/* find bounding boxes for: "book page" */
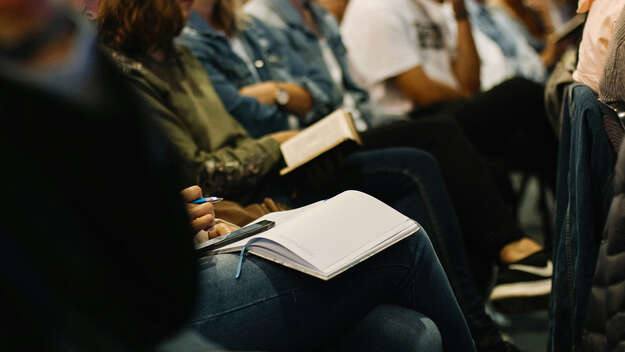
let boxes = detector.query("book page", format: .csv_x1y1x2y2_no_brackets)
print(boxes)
280,110,356,169
251,191,416,273
212,191,420,280
213,201,325,252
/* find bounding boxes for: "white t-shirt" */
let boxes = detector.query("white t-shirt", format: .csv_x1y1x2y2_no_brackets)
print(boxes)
318,38,368,131
341,0,459,115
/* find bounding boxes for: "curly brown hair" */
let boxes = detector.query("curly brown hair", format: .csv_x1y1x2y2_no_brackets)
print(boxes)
97,0,184,57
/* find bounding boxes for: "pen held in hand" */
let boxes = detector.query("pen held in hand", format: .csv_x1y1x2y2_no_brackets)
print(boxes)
191,197,223,205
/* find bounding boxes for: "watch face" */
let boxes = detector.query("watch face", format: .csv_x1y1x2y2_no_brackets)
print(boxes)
277,88,290,106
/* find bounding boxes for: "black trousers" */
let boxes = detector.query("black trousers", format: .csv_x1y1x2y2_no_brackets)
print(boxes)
432,77,558,187
361,77,558,287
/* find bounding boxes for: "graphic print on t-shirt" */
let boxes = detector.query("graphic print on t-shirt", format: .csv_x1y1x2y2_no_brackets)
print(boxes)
416,22,444,50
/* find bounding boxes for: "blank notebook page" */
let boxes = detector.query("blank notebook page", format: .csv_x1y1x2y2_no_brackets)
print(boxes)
258,191,412,273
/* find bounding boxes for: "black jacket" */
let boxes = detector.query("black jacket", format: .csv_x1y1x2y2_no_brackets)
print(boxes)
0,48,198,351
584,138,625,351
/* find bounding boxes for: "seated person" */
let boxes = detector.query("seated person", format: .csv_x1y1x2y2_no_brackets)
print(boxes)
179,3,343,138
572,0,625,93
583,13,625,346
549,3,625,351
2,1,471,351
463,0,565,83
336,0,557,193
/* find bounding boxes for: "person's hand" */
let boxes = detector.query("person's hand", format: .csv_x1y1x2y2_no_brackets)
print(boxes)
269,130,300,143
239,82,279,105
194,222,240,243
180,185,216,233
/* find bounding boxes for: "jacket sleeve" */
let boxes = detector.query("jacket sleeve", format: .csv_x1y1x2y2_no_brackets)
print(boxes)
267,23,344,126
181,38,291,138
128,76,283,197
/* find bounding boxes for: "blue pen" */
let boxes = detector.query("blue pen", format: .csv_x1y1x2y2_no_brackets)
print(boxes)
191,196,223,205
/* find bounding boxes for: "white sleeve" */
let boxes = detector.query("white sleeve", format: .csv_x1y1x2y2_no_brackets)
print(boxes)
341,1,422,86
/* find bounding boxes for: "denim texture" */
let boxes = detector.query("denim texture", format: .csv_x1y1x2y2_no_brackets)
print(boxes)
245,0,376,127
466,1,546,83
550,84,616,351
331,305,443,352
177,12,341,137
189,148,479,351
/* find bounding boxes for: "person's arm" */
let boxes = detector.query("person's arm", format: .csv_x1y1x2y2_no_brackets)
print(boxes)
239,81,312,116
177,37,293,137
267,22,344,124
393,66,469,106
449,0,481,95
499,0,547,39
341,2,467,107
129,77,285,197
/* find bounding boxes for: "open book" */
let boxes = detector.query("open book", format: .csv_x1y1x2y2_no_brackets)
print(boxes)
280,109,362,175
208,191,420,280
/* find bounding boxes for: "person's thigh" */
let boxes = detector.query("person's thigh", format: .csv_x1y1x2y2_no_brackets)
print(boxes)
189,232,418,351
189,229,474,352
444,77,558,178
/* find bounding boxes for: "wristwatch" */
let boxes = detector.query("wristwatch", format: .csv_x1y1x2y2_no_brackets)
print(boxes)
276,86,290,106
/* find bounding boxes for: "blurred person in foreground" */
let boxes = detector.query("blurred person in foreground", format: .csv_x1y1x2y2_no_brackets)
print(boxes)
0,0,202,350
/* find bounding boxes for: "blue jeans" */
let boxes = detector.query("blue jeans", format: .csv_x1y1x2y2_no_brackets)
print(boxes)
550,84,616,351
331,305,443,352
190,148,476,351
339,148,498,342
190,229,468,352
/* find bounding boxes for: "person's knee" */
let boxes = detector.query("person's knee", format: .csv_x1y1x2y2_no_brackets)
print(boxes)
354,305,443,352
392,147,440,171
415,314,443,352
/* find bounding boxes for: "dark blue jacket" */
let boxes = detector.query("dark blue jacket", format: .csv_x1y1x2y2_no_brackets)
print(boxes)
177,11,341,138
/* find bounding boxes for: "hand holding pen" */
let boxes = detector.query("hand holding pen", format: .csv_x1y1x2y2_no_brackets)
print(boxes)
180,186,233,243
180,186,221,232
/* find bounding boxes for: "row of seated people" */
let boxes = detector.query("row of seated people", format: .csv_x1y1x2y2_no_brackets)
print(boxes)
3,0,621,351
102,0,559,350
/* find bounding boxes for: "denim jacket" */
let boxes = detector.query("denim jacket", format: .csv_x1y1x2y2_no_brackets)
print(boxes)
177,11,340,138
245,0,375,128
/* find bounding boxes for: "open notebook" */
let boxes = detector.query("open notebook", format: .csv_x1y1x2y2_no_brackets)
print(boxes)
208,191,420,280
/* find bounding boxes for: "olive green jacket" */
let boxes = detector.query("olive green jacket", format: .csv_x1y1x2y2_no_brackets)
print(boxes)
108,46,282,199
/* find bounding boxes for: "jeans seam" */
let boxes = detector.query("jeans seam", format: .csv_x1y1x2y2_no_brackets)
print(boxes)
189,288,305,324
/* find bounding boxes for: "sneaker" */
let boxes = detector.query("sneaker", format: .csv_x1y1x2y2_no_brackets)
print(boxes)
490,250,552,312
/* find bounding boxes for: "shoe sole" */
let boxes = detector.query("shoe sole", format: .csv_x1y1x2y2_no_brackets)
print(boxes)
489,278,551,300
